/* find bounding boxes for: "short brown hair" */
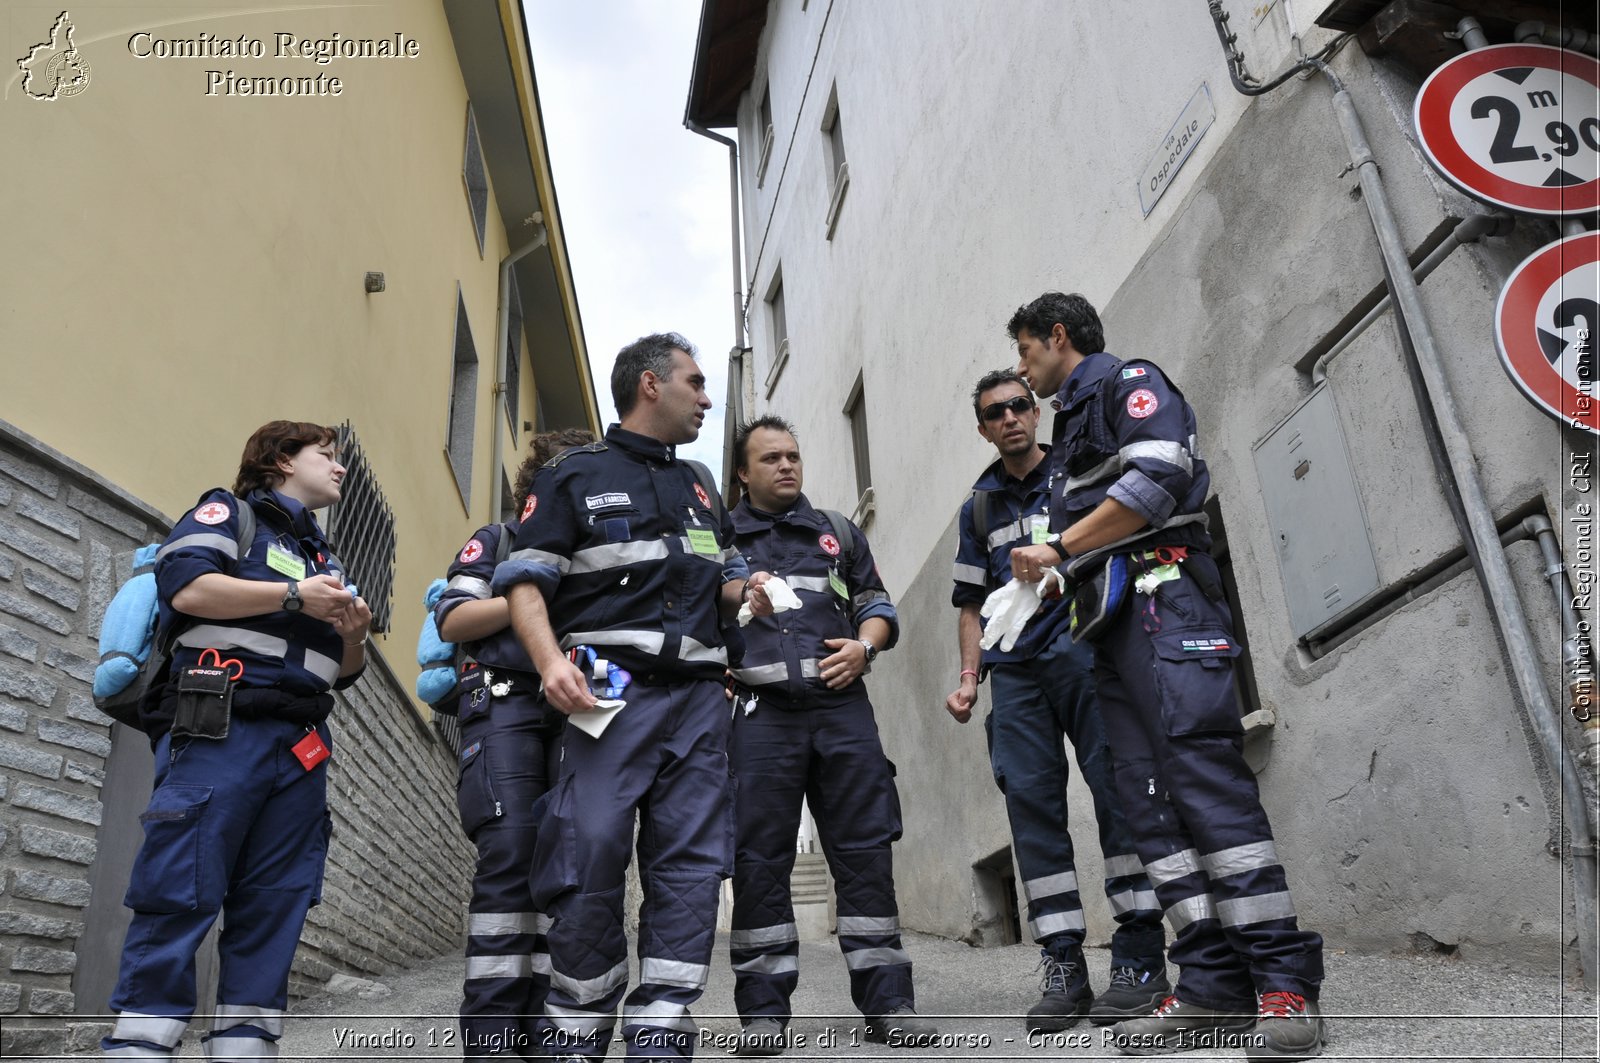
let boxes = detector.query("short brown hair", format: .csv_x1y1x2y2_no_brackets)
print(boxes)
233,421,337,496
513,427,596,509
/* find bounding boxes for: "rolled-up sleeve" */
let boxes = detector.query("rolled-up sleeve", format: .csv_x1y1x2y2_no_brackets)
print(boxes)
492,471,572,599
1105,366,1196,528
846,523,900,651
155,490,243,601
434,527,500,628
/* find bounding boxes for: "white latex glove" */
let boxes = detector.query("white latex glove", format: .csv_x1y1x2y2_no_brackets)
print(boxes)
738,575,803,627
979,569,1065,652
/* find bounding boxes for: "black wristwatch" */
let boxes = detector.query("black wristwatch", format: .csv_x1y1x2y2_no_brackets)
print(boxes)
1045,533,1070,561
859,638,878,664
282,582,304,613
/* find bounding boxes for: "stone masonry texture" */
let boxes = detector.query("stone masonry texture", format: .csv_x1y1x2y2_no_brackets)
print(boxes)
0,422,473,1058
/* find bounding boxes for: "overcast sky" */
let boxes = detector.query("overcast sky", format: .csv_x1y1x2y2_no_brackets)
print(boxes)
524,0,737,481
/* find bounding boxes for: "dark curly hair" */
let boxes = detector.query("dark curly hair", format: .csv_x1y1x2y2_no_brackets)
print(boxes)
1005,292,1105,357
233,421,337,496
971,369,1032,422
732,414,799,471
612,332,696,416
512,427,596,509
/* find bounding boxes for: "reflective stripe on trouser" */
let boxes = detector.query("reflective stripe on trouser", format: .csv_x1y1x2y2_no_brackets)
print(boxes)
986,630,1166,967
1090,552,1323,1007
532,680,732,1060
102,718,331,1059
457,690,561,1059
728,689,914,1022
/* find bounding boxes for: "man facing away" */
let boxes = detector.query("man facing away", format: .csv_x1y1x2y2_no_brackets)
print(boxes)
1005,292,1325,1061
725,416,938,1055
494,333,772,1061
946,370,1169,1032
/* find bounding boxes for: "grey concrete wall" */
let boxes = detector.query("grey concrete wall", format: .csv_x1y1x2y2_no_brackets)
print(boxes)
0,422,473,1058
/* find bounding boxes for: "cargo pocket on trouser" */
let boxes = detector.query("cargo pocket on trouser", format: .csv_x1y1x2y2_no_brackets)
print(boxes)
529,774,580,909
124,783,218,913
1149,631,1244,738
309,809,333,906
457,739,502,839
885,759,903,843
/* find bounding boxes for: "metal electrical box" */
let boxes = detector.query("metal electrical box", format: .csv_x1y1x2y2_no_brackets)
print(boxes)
1252,384,1380,639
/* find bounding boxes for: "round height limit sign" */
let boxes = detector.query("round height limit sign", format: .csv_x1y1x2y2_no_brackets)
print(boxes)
1496,232,1600,432
1415,44,1600,215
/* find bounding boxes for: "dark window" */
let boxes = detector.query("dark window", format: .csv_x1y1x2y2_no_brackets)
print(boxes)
463,104,488,256
757,86,775,185
446,288,478,506
326,423,397,634
505,269,523,442
845,374,872,499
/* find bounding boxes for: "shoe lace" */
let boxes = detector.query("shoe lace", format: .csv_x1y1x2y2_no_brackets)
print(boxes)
1258,991,1306,1018
1153,995,1181,1016
1107,965,1140,989
1034,951,1079,994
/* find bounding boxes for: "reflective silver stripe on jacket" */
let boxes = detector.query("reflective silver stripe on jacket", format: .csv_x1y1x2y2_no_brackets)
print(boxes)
987,519,1026,551
1121,440,1192,474
1216,891,1296,927
203,1035,278,1060
732,952,799,975
302,648,340,686
465,954,532,980
837,915,900,936
730,922,798,949
1144,848,1201,887
785,575,832,594
1028,910,1086,939
622,999,696,1033
1201,840,1280,880
560,629,666,655
1063,455,1121,494
842,946,911,970
212,1004,285,1037
469,911,539,936
952,562,987,586
552,959,629,1005
447,574,493,600
508,548,571,573
158,533,239,561
679,635,728,666
1164,893,1218,932
570,540,668,575
640,957,709,989
1103,853,1146,879
113,1013,187,1048
1023,871,1078,902
545,1004,616,1035
177,625,287,659
1107,888,1160,916
731,659,820,686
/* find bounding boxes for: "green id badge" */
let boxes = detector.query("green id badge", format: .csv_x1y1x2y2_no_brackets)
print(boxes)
828,569,848,598
265,544,307,580
1030,517,1050,545
686,528,720,555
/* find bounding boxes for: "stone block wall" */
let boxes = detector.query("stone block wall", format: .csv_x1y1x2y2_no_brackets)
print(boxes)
0,421,473,1057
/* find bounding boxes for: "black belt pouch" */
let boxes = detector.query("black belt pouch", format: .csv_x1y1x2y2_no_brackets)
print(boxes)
170,666,234,740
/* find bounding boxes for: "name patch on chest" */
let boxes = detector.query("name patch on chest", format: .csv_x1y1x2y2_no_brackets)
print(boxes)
586,492,631,510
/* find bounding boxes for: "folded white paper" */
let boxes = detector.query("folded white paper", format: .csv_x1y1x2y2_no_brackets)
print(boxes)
566,698,627,738
737,576,803,626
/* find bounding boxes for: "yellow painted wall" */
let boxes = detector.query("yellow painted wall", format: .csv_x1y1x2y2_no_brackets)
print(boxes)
0,0,592,707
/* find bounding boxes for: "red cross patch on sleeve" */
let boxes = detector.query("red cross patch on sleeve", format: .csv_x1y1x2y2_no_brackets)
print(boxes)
1126,389,1159,419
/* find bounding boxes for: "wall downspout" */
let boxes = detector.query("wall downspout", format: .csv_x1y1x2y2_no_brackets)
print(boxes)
1208,1,1599,988
686,118,749,503
491,218,549,520
1524,514,1600,782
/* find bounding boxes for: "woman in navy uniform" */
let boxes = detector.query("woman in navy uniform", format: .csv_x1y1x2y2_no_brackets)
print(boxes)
437,428,593,1060
102,421,370,1062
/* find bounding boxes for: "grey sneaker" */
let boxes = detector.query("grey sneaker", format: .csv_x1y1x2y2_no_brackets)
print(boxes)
1090,964,1172,1024
1110,994,1256,1056
862,1007,939,1046
1245,991,1324,1061
732,1017,786,1057
1026,948,1093,1032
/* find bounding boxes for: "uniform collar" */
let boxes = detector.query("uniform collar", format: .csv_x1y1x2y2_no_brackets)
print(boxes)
1051,351,1118,411
605,424,676,464
975,444,1052,493
732,492,826,533
247,488,321,541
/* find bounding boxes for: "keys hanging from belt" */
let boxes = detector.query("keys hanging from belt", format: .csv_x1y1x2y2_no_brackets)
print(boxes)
482,667,513,698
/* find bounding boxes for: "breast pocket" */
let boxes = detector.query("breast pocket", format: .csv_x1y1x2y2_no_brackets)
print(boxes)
1064,395,1116,477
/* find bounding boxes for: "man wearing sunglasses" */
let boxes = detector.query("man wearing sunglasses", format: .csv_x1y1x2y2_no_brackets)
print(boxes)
948,371,1168,1034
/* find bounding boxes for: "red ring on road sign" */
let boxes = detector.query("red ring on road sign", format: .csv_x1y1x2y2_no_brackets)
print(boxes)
1494,231,1600,434
1415,44,1600,216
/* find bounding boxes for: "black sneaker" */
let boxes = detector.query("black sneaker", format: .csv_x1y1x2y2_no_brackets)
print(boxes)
1025,947,1094,1032
1245,991,1324,1061
1110,994,1256,1056
862,1007,939,1046
1090,964,1172,1024
732,1018,786,1057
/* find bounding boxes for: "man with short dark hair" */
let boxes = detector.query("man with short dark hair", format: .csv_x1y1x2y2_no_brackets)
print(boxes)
1005,293,1325,1061
724,416,937,1056
495,333,773,1061
947,369,1168,1033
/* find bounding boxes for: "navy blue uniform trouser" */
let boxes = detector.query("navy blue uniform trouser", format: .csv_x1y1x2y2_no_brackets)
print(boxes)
101,716,332,1061
728,688,913,1025
531,680,732,1061
456,688,563,1060
986,631,1165,968
1092,552,1323,1008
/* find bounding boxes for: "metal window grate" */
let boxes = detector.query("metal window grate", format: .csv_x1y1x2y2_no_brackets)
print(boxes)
326,423,397,633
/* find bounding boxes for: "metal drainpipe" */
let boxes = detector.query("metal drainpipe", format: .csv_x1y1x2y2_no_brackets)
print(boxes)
1524,514,1600,779
1209,2,1599,987
1312,212,1514,383
490,220,549,519
1515,19,1600,57
686,118,749,501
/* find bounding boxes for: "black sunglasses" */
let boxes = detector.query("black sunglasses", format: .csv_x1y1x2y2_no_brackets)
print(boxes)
980,395,1036,422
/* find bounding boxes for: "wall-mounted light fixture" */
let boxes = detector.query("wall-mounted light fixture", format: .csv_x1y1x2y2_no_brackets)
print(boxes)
364,272,386,293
